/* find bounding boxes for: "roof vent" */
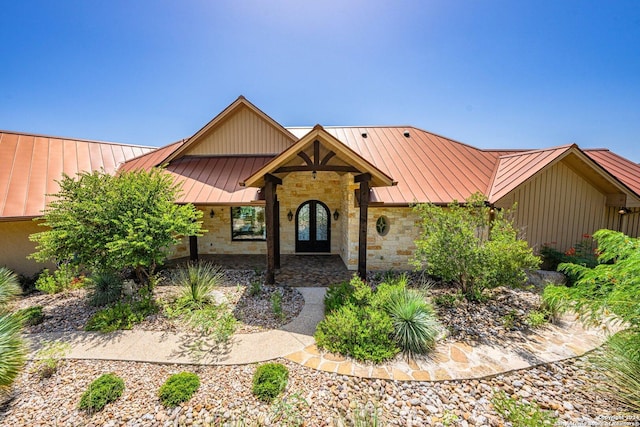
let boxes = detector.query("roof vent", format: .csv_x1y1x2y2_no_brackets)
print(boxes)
403,130,410,138
361,132,368,138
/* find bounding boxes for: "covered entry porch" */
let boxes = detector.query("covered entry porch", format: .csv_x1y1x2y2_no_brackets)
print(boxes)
241,125,395,284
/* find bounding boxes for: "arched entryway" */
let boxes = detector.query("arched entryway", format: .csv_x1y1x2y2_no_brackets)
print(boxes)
295,200,330,252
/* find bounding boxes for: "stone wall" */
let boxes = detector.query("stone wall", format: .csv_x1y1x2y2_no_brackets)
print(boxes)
169,172,421,271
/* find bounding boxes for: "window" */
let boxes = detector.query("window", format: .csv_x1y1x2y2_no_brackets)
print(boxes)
231,207,266,241
376,216,389,236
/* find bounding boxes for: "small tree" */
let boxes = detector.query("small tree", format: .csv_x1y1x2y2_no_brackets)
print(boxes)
412,193,539,299
30,168,204,287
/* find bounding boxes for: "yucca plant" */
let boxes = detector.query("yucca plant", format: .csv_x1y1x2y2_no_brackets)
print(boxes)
0,267,27,391
88,271,123,307
386,288,441,356
592,331,640,412
173,262,224,307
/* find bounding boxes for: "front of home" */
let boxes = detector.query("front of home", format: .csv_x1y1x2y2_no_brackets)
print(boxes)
2,96,640,280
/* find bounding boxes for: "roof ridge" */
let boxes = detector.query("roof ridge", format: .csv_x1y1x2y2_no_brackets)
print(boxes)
0,129,154,149
497,144,576,159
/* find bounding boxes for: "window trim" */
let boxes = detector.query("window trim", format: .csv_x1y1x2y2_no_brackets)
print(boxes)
230,206,267,241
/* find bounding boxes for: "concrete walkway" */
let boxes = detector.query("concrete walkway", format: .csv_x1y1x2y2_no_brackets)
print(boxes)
27,287,615,381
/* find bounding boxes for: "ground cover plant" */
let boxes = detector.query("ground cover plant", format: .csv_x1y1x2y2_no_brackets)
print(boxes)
0,267,27,391
252,363,289,402
14,305,44,326
85,293,158,333
491,390,557,426
315,274,440,362
78,373,125,413
543,229,640,411
158,372,200,407
412,192,540,300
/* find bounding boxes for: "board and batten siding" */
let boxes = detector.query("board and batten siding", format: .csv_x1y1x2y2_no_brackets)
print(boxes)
604,207,640,238
496,161,607,252
184,106,294,156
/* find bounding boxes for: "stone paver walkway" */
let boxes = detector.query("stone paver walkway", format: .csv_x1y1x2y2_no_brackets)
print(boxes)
28,287,616,382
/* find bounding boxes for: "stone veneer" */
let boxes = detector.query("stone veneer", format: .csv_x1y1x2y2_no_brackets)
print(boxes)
170,171,421,271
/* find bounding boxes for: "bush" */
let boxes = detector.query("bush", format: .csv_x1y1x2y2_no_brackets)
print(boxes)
491,390,556,426
386,288,440,356
85,296,158,333
432,292,461,308
271,289,284,320
158,372,200,407
0,268,26,390
17,270,41,295
412,193,539,300
324,280,356,314
35,265,86,294
315,304,398,363
78,373,125,413
14,305,44,326
88,271,123,307
182,305,237,343
252,363,289,402
525,309,549,328
173,262,224,308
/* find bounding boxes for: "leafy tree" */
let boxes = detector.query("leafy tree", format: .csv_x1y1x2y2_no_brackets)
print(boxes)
412,193,539,299
544,229,640,329
30,168,204,287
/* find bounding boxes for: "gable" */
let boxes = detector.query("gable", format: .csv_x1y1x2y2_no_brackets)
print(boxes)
183,104,295,156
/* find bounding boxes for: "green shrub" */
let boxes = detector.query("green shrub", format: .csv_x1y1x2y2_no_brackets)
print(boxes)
14,305,44,326
491,390,556,426
432,292,461,308
17,270,41,295
85,296,158,333
35,265,86,294
526,309,549,328
592,331,640,412
315,304,398,363
88,271,123,307
158,372,200,407
173,261,224,308
386,288,440,356
370,274,407,309
78,373,125,413
249,279,261,297
412,193,540,300
252,363,289,402
324,280,357,314
0,268,26,391
182,305,237,343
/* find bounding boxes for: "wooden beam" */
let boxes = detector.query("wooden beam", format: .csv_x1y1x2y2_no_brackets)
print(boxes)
297,151,313,166
320,151,336,165
265,177,277,285
358,177,370,280
264,173,282,185
354,173,372,183
313,140,320,166
189,236,198,262
274,165,360,174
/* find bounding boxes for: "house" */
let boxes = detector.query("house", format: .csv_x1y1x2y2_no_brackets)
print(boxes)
2,96,640,281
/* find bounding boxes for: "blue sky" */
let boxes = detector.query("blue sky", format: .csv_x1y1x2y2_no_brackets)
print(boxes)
1,1,639,161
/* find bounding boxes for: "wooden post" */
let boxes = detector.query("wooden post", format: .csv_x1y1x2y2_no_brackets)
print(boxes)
275,197,281,269
264,174,282,285
189,236,198,261
355,173,371,280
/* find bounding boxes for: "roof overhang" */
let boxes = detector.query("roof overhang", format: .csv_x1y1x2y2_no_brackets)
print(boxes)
240,125,395,188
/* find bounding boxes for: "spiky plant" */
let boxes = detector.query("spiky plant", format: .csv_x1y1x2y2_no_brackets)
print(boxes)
592,331,640,412
172,262,224,307
88,271,123,307
0,268,21,306
0,267,27,391
386,288,441,356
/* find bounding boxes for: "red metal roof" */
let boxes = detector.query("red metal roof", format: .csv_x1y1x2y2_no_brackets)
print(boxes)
585,149,640,196
0,131,154,219
164,156,271,205
487,145,574,203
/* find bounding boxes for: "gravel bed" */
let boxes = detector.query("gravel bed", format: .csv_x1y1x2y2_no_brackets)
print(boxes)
0,352,624,426
12,269,304,335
